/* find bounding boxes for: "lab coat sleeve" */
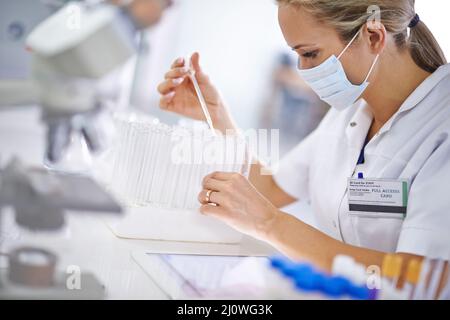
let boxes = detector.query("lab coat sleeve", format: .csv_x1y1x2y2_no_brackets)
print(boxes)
396,137,450,260
272,131,317,201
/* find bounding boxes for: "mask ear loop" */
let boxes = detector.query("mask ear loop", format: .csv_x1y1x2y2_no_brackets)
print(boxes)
337,28,363,60
337,26,380,84
363,54,380,83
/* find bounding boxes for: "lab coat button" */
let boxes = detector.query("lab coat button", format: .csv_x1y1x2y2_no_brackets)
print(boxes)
333,221,337,228
350,122,357,128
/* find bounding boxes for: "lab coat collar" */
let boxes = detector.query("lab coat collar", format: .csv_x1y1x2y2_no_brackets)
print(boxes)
345,101,373,177
345,100,373,149
344,63,450,172
378,63,450,135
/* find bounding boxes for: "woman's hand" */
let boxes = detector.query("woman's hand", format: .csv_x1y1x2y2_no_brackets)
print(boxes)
157,53,236,133
198,172,280,241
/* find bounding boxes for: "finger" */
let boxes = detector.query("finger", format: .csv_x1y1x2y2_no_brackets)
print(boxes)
159,92,175,110
190,52,202,73
199,204,228,219
207,171,240,182
202,177,227,191
190,52,209,83
157,78,184,95
171,57,185,69
198,189,227,205
164,66,190,80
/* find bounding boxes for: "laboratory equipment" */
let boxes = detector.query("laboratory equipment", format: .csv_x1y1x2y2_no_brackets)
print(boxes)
332,254,450,300
412,258,431,300
0,246,105,300
332,255,368,286
106,113,249,209
439,269,450,300
0,158,122,299
98,112,249,244
0,158,122,231
187,59,216,135
0,1,139,164
426,259,445,300
0,0,142,298
270,256,374,300
382,254,403,288
0,0,56,80
403,259,421,300
412,258,449,300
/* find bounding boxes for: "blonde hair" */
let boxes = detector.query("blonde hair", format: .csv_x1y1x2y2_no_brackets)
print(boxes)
277,0,447,73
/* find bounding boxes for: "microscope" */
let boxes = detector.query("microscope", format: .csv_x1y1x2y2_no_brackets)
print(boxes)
0,1,143,298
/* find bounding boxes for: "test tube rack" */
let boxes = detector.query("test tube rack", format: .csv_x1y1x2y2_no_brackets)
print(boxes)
98,113,249,244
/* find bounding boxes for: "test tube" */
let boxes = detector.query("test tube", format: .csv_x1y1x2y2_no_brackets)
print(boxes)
413,258,431,300
167,163,182,208
147,126,163,204
153,126,172,206
133,124,148,206
425,259,445,300
109,113,256,210
143,124,158,204
188,164,202,209
121,121,136,202
110,119,125,193
133,124,147,205
162,131,179,207
438,264,450,300
138,125,153,205
382,254,403,289
402,259,421,300
159,139,172,206
138,124,149,204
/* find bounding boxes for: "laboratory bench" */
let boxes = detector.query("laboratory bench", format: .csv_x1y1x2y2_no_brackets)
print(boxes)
0,107,276,299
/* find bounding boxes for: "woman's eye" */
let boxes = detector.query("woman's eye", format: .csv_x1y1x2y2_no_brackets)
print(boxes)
302,51,318,59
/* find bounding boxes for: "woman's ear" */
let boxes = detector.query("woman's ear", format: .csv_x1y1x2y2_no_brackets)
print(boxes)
363,22,387,55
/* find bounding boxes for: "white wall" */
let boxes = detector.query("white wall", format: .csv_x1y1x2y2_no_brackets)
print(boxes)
416,0,450,59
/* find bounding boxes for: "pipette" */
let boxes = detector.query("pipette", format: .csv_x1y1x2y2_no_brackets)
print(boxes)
187,58,217,136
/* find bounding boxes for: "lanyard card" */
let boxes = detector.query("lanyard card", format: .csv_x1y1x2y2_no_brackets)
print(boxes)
348,178,408,215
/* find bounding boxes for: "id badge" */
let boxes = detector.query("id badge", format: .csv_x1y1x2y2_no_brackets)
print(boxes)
347,177,409,216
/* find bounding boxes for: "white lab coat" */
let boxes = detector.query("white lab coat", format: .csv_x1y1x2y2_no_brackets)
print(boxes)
274,63,450,260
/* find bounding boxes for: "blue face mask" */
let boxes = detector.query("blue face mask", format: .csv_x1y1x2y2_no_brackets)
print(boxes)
297,29,380,111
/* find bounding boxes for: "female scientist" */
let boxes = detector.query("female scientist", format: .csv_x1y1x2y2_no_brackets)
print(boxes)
157,0,450,271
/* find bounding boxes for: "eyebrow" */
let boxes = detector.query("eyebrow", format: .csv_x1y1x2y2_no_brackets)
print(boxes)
291,43,316,50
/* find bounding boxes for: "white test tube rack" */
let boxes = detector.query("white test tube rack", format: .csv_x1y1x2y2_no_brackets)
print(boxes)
101,113,249,244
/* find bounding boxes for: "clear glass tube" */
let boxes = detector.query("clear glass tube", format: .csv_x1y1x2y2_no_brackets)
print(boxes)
107,113,250,210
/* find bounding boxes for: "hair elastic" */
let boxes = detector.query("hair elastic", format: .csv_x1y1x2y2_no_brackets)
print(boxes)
409,14,420,28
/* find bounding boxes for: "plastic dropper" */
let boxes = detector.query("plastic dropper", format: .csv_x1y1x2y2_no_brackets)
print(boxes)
186,57,217,136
